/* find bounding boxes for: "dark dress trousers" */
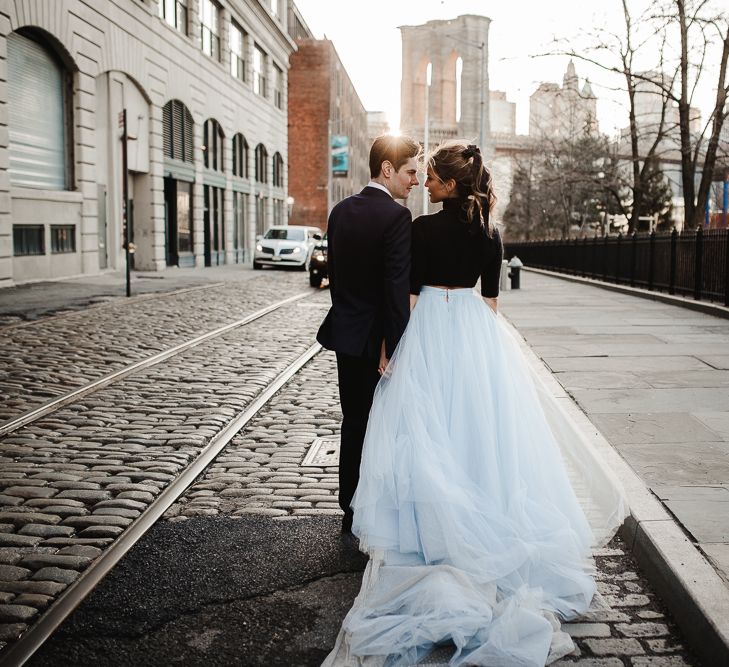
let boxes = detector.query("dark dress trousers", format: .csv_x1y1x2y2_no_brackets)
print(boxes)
317,186,412,519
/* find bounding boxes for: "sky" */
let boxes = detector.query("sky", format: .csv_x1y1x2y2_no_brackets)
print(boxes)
293,0,723,138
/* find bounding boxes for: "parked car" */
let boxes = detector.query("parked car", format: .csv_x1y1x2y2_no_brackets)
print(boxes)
309,233,328,287
253,225,321,271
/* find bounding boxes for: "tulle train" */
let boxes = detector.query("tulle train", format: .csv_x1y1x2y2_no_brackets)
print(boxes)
323,287,628,667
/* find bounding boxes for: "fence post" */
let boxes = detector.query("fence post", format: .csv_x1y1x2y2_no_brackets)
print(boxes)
724,229,729,307
630,231,637,287
694,225,703,301
582,236,587,277
648,230,655,291
615,232,622,284
603,233,609,282
669,228,677,295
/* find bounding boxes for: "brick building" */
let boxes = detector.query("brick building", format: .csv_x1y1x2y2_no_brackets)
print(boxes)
288,39,369,231
1,0,310,287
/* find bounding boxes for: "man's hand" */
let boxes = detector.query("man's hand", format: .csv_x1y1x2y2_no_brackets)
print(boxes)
378,339,389,376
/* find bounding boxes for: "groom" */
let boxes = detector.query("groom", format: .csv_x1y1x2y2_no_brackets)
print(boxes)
317,134,420,534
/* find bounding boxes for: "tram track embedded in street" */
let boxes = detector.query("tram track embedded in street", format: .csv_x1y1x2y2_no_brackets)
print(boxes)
0,342,322,667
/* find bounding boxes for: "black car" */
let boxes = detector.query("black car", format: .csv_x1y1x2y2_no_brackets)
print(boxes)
309,233,328,287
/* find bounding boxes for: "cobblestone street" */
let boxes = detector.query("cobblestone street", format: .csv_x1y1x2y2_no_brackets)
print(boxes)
0,271,704,664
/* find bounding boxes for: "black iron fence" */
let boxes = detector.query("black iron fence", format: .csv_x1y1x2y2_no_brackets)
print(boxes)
505,228,729,306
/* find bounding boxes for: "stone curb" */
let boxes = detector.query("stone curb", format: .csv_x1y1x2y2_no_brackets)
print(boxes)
500,313,729,666
522,267,729,320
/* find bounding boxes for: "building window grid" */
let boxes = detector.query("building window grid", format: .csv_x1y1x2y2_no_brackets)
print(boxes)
13,225,45,256
159,0,188,35
232,133,249,178
51,225,75,253
272,152,284,187
255,144,268,183
199,0,220,60
163,100,194,163
253,44,267,97
230,22,246,81
273,64,283,109
203,119,224,172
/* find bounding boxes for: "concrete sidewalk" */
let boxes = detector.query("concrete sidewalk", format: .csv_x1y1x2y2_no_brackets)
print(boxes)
499,270,729,659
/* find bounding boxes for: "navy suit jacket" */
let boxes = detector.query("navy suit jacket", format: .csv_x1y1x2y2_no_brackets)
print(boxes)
317,186,412,359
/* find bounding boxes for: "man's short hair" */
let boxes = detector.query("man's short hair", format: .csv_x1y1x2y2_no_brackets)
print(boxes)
369,134,420,178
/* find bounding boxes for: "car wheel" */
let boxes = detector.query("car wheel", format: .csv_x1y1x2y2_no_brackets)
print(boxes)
309,272,322,288
253,261,262,270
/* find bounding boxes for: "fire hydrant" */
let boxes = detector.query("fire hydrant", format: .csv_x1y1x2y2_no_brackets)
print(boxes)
507,256,523,290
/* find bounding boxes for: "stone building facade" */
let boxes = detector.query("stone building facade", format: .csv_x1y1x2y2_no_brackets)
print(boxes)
1,0,306,287
288,39,368,231
399,14,491,218
529,60,598,139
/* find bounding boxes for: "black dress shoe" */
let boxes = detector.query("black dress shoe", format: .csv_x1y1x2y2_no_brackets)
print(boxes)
341,512,353,534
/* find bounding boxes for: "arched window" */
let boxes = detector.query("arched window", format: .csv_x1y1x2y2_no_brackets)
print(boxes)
232,133,249,178
203,118,224,171
163,100,194,162
7,31,70,189
255,143,268,183
272,152,284,187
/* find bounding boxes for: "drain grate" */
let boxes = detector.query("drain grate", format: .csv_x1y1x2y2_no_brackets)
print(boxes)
302,436,339,466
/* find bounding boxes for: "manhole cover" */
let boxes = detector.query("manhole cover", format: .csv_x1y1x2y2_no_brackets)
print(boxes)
302,436,339,466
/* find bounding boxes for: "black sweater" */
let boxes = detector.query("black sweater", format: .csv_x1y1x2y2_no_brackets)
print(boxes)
410,198,504,297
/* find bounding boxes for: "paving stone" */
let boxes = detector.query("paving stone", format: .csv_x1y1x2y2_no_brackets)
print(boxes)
0,623,27,641
55,490,111,503
0,593,14,604
0,513,61,527
62,515,133,529
18,524,75,538
564,622,612,638
603,594,651,607
92,507,141,519
13,594,52,610
77,526,124,538
94,498,147,511
0,603,39,623
31,567,80,584
57,545,102,558
115,491,155,503
0,580,67,596
23,498,84,508
38,506,89,518
41,538,113,548
0,565,31,581
585,638,645,656
0,533,43,548
0,495,24,507
616,622,670,638
644,639,687,654
19,554,92,571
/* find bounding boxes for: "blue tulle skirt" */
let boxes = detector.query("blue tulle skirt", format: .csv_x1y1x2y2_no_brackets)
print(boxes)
323,287,627,667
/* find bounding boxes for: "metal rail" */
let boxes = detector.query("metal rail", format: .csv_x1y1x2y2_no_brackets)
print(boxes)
0,291,311,438
0,342,322,667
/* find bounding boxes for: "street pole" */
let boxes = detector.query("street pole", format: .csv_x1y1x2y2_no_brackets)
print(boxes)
119,109,131,298
479,43,485,150
422,63,432,216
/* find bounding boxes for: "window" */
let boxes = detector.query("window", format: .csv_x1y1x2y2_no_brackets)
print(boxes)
159,0,188,35
264,227,305,241
163,100,194,162
51,225,75,253
230,22,246,81
272,152,284,187
199,0,220,60
269,0,281,17
273,64,283,109
232,133,249,177
253,44,267,97
7,32,70,190
255,144,268,183
13,225,44,256
203,118,224,171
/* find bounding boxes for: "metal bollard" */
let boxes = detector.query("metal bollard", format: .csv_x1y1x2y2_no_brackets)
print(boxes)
508,256,523,290
500,259,510,291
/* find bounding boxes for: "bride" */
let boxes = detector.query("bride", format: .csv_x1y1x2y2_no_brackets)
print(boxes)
323,140,628,667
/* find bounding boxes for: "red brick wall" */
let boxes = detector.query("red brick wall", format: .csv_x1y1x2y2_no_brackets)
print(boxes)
288,40,330,231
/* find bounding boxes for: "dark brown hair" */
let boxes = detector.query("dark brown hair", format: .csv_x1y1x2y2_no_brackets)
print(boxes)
369,134,420,178
426,140,496,234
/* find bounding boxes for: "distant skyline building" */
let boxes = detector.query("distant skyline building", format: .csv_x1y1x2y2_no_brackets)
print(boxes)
490,91,516,135
529,60,598,138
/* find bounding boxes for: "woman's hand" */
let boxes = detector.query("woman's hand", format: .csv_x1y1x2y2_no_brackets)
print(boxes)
378,339,389,375
483,296,498,314
409,294,419,312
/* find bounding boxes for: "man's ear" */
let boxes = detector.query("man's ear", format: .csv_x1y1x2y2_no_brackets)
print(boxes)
381,160,393,178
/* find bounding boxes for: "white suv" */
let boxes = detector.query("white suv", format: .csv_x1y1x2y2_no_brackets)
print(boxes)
253,225,322,270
